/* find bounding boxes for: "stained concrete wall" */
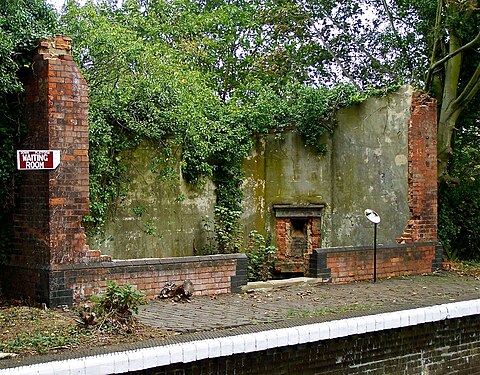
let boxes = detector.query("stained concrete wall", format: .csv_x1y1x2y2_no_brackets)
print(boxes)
89,142,217,259
92,86,413,258
243,85,412,248
329,85,411,246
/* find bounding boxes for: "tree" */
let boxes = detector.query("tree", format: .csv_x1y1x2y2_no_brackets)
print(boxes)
396,0,480,258
0,0,57,94
403,0,480,182
59,0,363,248
61,0,227,230
241,0,479,183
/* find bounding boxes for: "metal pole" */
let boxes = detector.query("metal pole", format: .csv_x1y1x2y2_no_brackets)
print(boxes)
373,222,377,283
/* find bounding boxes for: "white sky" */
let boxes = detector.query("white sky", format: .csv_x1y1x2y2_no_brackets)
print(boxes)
47,0,66,11
47,0,88,11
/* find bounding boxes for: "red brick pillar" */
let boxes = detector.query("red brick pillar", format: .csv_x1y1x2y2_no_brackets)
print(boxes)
5,36,108,305
398,91,438,243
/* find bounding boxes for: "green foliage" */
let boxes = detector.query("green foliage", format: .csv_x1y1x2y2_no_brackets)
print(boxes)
91,281,147,316
0,0,58,262
245,230,277,281
60,0,366,252
1,328,81,354
0,0,58,94
0,306,86,355
213,206,243,254
61,0,224,232
439,97,480,260
291,84,368,152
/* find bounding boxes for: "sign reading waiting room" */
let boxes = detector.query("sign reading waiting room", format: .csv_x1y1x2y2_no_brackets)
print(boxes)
16,150,61,170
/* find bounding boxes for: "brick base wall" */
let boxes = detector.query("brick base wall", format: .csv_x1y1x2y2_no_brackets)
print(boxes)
309,242,442,282
136,315,480,375
1,254,247,306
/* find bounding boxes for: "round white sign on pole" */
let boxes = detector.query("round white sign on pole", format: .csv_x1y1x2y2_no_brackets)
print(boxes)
364,209,381,224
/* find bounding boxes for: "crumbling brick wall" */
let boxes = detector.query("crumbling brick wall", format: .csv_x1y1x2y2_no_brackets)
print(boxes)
3,36,108,304
0,37,247,307
397,91,438,243
13,35,106,265
310,90,441,281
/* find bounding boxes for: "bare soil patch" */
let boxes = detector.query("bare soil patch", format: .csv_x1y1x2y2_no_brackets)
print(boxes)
0,299,171,359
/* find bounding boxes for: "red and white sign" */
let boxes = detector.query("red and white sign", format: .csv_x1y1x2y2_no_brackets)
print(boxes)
17,150,61,170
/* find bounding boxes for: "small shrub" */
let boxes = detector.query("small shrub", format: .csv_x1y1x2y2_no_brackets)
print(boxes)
92,281,146,315
85,281,147,333
245,230,277,281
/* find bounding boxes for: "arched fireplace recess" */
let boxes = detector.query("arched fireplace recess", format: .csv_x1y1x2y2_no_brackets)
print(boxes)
273,204,323,276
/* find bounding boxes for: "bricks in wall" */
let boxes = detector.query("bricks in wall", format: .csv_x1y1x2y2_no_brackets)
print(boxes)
275,217,321,274
13,35,94,265
398,91,438,243
309,242,441,283
5,36,110,304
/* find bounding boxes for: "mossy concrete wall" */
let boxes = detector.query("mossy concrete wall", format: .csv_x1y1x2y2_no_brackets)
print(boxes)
89,142,217,259
329,85,411,246
92,86,413,258
243,85,412,248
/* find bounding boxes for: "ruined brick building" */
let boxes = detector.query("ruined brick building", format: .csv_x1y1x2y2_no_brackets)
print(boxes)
0,36,441,306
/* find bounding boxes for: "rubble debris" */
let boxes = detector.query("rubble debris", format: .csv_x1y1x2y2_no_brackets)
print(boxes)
159,280,194,302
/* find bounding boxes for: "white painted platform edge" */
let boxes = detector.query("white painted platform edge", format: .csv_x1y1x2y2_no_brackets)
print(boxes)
2,299,480,375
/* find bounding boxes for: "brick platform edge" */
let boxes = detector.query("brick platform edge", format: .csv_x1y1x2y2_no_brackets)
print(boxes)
309,242,443,282
1,254,248,306
2,299,480,374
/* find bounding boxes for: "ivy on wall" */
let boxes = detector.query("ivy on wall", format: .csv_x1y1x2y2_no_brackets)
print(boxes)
83,79,368,252
0,0,395,260
0,0,58,263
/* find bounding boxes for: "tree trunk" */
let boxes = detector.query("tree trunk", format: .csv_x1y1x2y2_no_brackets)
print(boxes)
436,30,462,182
437,108,461,181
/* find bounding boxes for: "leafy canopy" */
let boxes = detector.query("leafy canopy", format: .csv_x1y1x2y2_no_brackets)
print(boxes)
60,0,365,240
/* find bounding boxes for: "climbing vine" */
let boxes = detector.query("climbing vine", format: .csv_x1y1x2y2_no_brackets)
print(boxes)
203,82,368,253
0,0,58,262
0,1,394,260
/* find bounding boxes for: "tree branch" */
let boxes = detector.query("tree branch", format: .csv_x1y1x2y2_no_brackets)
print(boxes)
319,8,399,81
426,31,480,90
380,0,412,74
424,0,443,91
430,0,443,65
452,62,480,112
311,23,360,90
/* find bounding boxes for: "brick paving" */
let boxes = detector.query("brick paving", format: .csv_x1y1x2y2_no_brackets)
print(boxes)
138,271,480,333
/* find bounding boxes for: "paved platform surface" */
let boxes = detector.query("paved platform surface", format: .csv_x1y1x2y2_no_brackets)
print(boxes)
2,270,480,371
138,271,480,333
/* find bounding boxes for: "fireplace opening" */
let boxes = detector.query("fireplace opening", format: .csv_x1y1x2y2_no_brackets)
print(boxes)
291,218,307,236
273,204,323,276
